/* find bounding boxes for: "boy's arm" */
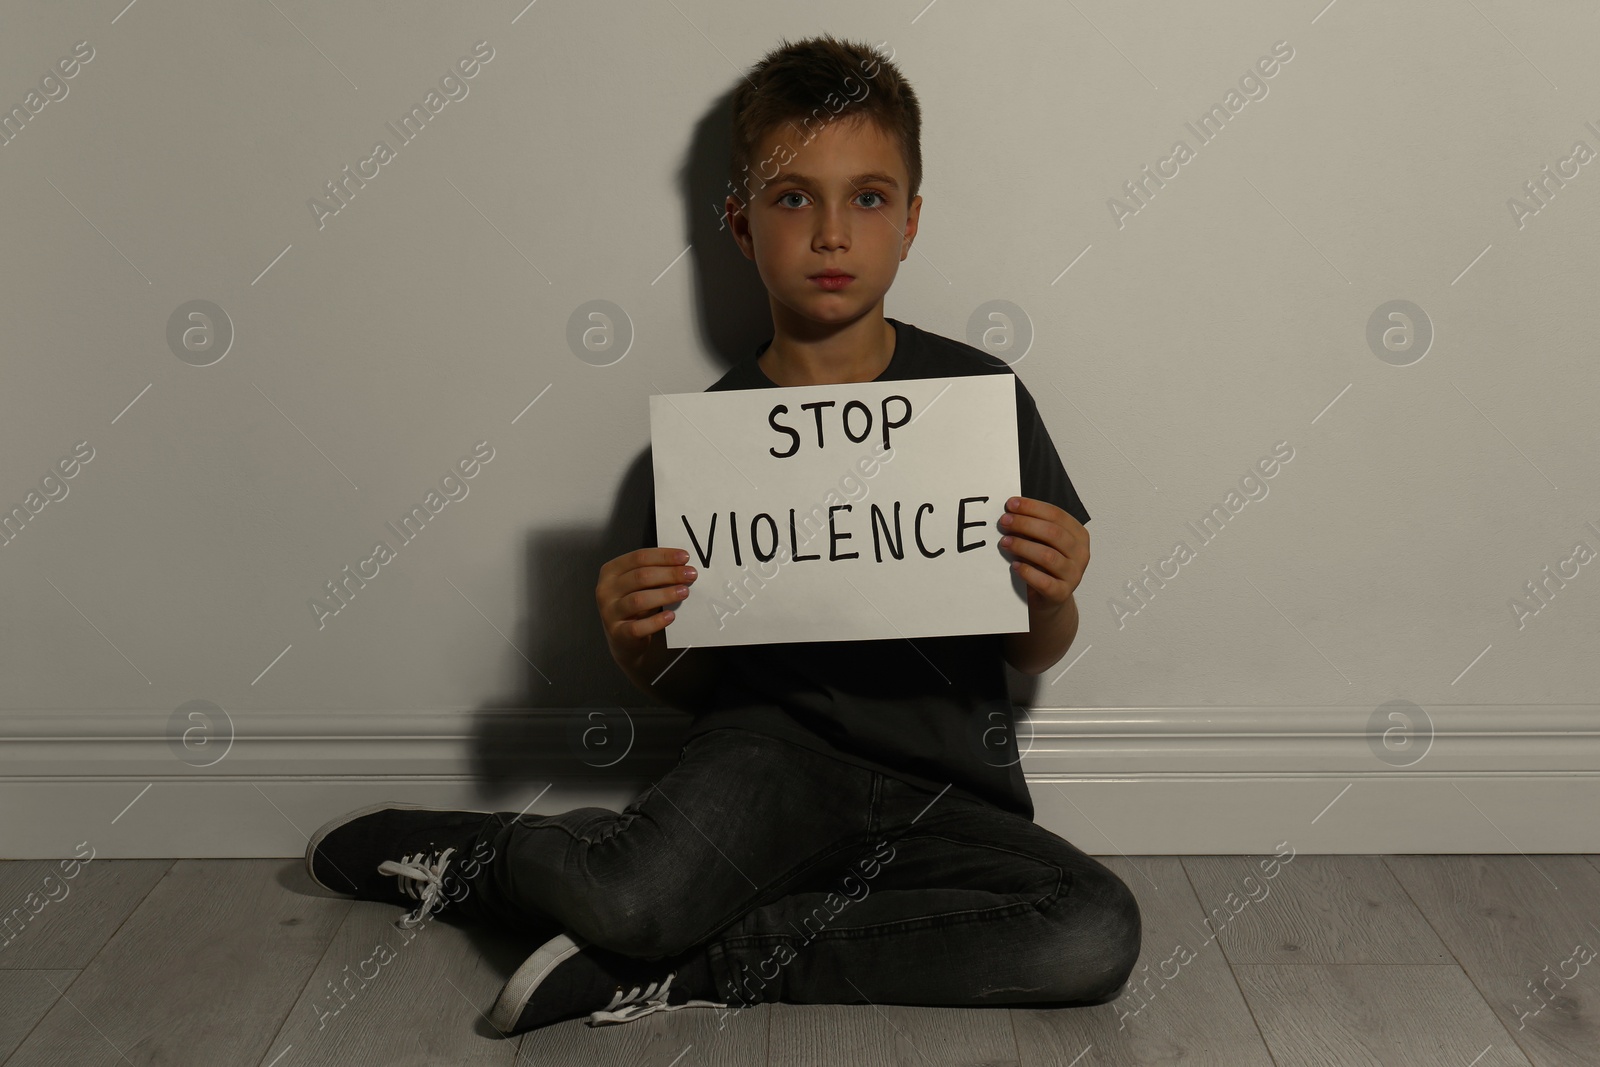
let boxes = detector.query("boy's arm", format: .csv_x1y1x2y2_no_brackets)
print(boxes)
1003,591,1080,676
623,485,723,710
612,627,723,711
1001,378,1091,676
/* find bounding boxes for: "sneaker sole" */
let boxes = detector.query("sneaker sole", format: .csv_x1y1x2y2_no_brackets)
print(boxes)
304,800,487,896
488,932,589,1033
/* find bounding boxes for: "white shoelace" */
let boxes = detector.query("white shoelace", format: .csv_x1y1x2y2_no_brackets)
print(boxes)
588,972,729,1026
376,846,457,930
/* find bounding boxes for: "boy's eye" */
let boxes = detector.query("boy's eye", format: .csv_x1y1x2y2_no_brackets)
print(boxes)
777,191,888,209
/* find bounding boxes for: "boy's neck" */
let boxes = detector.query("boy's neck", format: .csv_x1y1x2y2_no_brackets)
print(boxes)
758,311,896,388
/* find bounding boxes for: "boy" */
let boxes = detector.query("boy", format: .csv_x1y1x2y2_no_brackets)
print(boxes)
304,33,1140,1036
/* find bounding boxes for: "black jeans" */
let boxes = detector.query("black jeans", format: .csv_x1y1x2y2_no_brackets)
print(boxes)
461,726,1141,1011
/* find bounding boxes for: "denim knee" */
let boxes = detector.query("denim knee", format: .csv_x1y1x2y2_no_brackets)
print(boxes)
574,882,689,960
1084,869,1143,1001
1040,866,1143,1004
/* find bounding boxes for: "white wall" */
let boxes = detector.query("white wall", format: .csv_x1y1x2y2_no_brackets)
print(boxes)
1,0,1594,857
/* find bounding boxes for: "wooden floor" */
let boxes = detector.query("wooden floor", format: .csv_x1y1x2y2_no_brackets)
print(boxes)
2,854,1598,1065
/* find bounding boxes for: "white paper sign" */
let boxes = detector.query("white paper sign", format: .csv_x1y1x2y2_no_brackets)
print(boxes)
649,374,1027,648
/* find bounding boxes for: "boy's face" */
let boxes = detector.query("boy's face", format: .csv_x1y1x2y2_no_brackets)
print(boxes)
726,115,921,329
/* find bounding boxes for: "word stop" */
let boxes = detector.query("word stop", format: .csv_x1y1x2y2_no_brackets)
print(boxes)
767,395,912,457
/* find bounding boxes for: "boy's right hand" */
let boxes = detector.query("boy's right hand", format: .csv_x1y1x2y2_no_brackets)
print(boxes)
596,548,697,664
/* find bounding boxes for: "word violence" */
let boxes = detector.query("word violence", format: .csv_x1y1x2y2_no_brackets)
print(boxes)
676,497,993,569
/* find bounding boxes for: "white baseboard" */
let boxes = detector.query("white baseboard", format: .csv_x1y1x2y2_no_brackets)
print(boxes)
1,705,1594,858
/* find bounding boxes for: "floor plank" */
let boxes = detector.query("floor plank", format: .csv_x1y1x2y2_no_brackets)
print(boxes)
257,895,522,1066
0,859,171,969
1234,963,1535,1066
1385,855,1600,1067
1011,856,1275,1066
516,1001,770,1066
767,1002,1018,1066
0,971,78,1062
4,860,347,1067
1181,854,1451,964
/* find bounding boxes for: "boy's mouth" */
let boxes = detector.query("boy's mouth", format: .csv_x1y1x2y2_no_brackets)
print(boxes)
811,270,854,290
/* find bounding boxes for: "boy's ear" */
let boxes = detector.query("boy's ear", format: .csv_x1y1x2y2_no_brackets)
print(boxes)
901,194,922,259
726,195,755,260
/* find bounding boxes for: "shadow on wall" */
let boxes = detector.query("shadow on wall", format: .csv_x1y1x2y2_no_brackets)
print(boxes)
459,91,772,801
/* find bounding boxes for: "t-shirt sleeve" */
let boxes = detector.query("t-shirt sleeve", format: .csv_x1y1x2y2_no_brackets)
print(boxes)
1014,375,1090,526
639,444,659,549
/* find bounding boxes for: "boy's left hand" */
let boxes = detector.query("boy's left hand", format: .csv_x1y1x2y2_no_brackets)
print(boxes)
998,496,1088,611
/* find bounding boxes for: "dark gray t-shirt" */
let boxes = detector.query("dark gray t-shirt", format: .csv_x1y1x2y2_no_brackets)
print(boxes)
641,317,1090,819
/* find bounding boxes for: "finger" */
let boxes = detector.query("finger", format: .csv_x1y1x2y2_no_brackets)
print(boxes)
624,582,689,620
630,565,697,595
1012,558,1049,591
1013,559,1071,603
1000,531,1070,580
604,547,675,578
642,547,696,585
600,550,677,606
607,563,695,608
998,511,1065,549
624,605,675,641
1006,496,1069,525
611,548,689,581
658,548,693,572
